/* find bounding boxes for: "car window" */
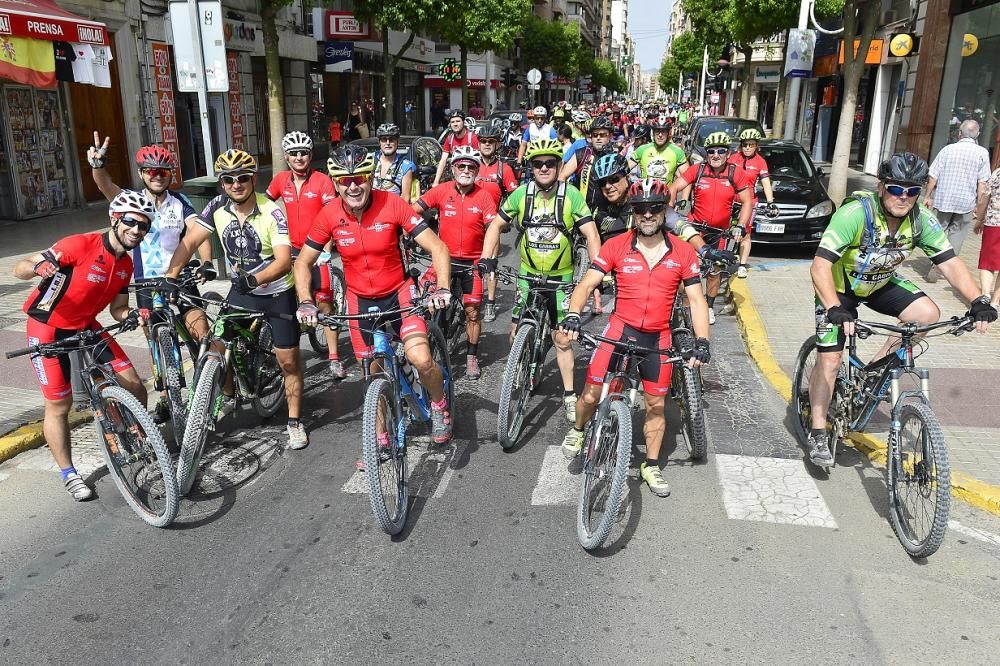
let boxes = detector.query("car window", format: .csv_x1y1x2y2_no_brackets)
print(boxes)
759,146,815,179
695,120,763,145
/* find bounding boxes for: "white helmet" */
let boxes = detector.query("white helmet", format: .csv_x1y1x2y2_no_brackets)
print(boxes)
463,116,478,132
533,106,547,118
449,145,482,166
571,110,591,124
109,189,156,217
281,131,313,153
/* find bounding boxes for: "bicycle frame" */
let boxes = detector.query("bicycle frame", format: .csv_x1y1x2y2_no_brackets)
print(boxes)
195,309,265,404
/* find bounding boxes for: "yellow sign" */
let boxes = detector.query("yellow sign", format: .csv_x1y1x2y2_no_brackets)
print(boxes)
889,33,914,57
962,34,979,57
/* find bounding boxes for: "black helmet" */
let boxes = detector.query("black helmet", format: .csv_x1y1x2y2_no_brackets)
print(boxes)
878,152,929,185
477,124,503,140
375,122,400,138
447,108,466,120
633,124,651,141
589,115,614,133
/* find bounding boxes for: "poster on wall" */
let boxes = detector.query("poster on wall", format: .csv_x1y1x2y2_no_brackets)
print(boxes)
150,42,183,183
227,51,244,150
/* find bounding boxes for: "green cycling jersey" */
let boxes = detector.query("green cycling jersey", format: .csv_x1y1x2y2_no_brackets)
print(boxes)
633,143,687,183
498,181,594,274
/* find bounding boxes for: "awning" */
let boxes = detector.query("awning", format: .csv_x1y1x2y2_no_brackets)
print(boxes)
0,0,109,46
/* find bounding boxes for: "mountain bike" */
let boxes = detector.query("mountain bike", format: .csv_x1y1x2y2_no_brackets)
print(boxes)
575,331,685,550
177,296,290,496
791,315,975,558
302,255,346,355
690,221,741,297
319,300,452,536
668,290,709,460
414,254,479,357
8,321,179,527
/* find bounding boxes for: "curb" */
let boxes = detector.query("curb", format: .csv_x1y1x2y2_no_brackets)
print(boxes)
728,278,1000,519
0,410,93,464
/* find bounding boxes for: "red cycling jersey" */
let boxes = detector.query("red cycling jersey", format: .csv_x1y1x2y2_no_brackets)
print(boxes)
23,232,133,330
476,160,519,206
728,152,769,204
266,169,336,248
673,163,750,229
416,182,496,260
443,131,480,153
590,230,701,332
305,190,427,299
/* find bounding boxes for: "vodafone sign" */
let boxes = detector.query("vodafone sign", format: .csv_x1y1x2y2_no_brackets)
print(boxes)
323,11,372,40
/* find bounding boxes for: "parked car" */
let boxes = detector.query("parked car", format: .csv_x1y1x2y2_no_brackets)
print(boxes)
685,116,765,163
349,135,442,195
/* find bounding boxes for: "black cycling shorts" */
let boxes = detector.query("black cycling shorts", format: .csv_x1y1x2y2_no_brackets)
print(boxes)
815,277,926,352
226,288,301,349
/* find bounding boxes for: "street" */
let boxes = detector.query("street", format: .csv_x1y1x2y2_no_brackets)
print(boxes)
2,258,1000,663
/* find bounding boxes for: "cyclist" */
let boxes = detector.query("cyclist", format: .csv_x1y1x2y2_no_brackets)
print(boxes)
372,122,416,203
164,150,309,450
621,124,651,166
806,152,997,467
558,179,711,497
14,190,155,501
728,128,779,278
295,146,456,444
516,106,558,165
477,138,601,422
560,115,616,210
551,105,567,128
669,132,753,324
569,109,591,142
628,116,687,183
265,130,346,379
433,109,479,187
475,124,520,323
412,146,497,380
87,136,214,422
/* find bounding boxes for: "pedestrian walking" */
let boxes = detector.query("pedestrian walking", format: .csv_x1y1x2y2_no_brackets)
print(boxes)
348,101,367,140
328,115,342,151
974,166,1000,302
922,119,991,281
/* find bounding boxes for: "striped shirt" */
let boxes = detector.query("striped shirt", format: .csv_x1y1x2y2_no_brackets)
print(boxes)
928,138,991,214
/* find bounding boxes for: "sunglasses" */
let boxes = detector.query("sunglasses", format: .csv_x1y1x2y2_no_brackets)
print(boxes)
740,141,757,148
453,163,478,172
119,215,151,232
598,175,627,188
334,174,370,188
287,150,311,158
706,148,729,156
633,203,666,216
221,174,253,185
530,159,560,171
378,137,398,143
142,168,171,179
885,184,922,198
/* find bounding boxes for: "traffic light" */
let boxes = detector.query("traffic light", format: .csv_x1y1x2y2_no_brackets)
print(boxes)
503,67,515,87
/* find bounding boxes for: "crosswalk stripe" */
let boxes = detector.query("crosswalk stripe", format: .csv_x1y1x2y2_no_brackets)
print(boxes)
340,436,461,498
530,445,581,506
715,454,837,528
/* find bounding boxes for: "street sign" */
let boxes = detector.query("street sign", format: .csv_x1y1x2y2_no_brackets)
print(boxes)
527,83,540,90
784,28,816,78
526,68,542,85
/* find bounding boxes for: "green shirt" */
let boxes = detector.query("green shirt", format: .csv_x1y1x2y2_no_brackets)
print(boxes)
499,182,594,274
816,191,954,298
633,143,687,183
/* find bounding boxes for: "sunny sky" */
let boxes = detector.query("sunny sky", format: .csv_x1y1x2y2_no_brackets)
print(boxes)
630,0,673,71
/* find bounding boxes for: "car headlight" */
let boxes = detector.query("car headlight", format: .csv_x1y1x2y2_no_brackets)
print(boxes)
806,200,834,218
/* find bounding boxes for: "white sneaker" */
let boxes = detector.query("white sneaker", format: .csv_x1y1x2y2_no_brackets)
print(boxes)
736,264,749,279
708,309,717,325
64,473,94,501
287,422,309,450
561,427,585,459
563,394,577,423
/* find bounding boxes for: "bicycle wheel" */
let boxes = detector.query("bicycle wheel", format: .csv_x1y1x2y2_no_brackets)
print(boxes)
306,327,328,355
674,365,708,459
177,355,222,496
426,323,454,413
154,325,187,445
497,323,536,450
252,323,286,418
362,377,408,535
97,385,178,527
572,241,590,283
888,402,951,558
577,400,632,550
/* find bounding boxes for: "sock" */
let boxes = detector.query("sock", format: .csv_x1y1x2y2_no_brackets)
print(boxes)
60,466,78,481
563,390,575,398
810,428,825,439
572,426,583,433
644,458,658,469
486,297,495,305
431,397,448,410
706,296,716,308
328,353,339,361
288,418,300,428
468,343,478,356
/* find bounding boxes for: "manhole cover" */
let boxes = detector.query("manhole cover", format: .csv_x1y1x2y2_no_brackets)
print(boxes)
187,445,261,495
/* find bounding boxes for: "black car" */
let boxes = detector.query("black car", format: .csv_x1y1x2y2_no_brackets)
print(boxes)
747,140,834,246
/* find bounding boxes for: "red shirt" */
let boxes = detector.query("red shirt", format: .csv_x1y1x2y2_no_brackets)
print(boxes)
476,160,519,206
591,230,701,332
728,152,769,203
266,170,337,249
23,232,133,330
305,190,427,298
443,131,480,153
673,163,750,229
417,183,496,259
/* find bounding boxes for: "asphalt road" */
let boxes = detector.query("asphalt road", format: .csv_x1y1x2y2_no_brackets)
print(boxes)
2,257,1000,663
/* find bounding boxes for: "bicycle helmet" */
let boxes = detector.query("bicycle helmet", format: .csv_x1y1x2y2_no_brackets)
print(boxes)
632,124,651,142
738,128,763,142
628,178,669,204
878,152,929,185
450,145,482,165
214,149,257,175
649,115,672,130
571,110,591,124
375,122,400,138
703,132,732,149
593,153,629,181
464,116,478,132
524,138,564,161
134,145,176,169
477,124,503,141
447,108,466,120
327,144,376,177
589,115,614,133
280,131,313,153
109,188,157,217
552,107,566,119
533,106,547,118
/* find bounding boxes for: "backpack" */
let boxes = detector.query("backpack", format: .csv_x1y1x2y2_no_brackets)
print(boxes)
522,180,571,240
692,161,740,190
842,190,922,254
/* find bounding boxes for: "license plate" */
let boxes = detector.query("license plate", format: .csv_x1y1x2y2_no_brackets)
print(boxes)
756,223,785,233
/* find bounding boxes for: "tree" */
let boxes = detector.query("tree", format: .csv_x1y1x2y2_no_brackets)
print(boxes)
521,16,580,78
670,31,714,75
260,0,294,171
659,57,680,95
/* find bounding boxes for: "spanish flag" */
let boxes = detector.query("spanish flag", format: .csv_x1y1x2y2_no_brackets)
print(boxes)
0,36,56,88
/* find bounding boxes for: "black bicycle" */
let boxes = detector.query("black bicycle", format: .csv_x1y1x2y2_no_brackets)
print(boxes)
7,322,179,527
414,253,478,357
791,315,974,558
302,256,347,356
668,291,709,460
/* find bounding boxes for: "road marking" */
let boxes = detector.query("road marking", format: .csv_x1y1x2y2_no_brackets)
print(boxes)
715,454,837,528
948,520,1000,548
341,436,461,498
530,445,580,505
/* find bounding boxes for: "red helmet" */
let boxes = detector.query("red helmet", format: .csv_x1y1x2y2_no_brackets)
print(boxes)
134,145,176,169
628,178,669,204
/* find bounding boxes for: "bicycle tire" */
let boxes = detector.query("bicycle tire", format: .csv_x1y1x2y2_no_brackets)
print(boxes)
252,323,286,418
888,402,951,558
154,324,187,445
577,400,632,550
572,241,590,284
497,323,536,450
426,323,454,414
97,385,178,527
178,355,222,496
306,327,328,355
362,377,408,535
791,336,842,464
675,365,708,459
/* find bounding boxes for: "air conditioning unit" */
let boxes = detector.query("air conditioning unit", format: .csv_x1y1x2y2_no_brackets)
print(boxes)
881,9,899,25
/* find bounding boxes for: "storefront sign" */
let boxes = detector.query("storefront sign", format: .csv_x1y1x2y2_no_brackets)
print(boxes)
319,11,372,40
962,33,979,56
423,76,499,89
838,38,883,65
324,40,352,72
754,67,781,84
784,28,816,78
888,33,916,57
150,42,183,183
0,4,108,46
226,51,244,150
813,54,837,78
224,19,262,54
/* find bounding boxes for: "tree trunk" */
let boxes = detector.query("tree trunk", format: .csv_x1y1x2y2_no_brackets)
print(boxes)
827,0,880,205
379,29,416,124
261,5,285,172
460,44,469,111
771,33,789,138
739,44,754,119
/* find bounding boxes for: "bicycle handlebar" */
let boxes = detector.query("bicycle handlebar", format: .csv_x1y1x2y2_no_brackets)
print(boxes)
578,331,684,364
497,265,577,289
6,320,129,359
853,315,974,339
316,300,428,327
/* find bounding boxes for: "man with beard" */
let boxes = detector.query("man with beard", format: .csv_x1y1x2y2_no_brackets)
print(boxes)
371,123,416,203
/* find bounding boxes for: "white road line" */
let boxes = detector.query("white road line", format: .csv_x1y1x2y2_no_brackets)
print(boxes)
948,520,1000,548
715,454,837,529
340,436,461,499
530,446,581,506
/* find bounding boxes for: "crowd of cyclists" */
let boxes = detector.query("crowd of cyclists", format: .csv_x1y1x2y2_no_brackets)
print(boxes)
12,96,997,525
